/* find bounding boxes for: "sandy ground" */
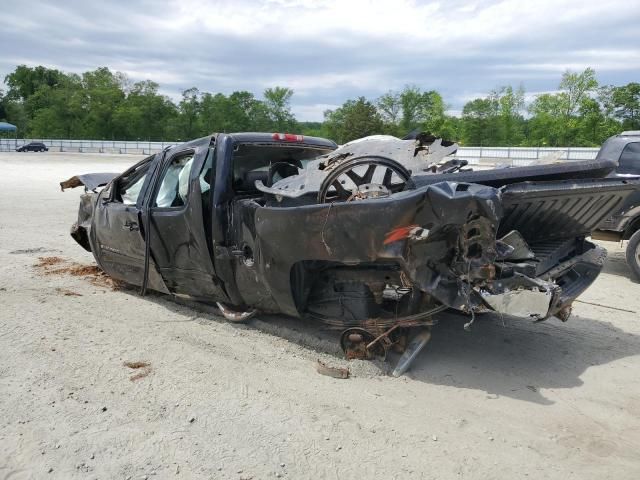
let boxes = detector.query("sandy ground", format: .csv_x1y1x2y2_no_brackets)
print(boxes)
1,152,640,480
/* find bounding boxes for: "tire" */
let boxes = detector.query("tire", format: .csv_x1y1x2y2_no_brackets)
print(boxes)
626,229,640,281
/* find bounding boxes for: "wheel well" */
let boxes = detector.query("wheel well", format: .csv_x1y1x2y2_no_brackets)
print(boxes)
289,260,404,317
624,215,640,240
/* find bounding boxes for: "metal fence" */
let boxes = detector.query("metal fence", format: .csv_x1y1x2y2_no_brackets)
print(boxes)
0,138,173,155
0,138,601,164
455,146,599,166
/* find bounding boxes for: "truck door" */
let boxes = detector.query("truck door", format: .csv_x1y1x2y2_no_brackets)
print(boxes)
91,155,168,292
144,143,229,301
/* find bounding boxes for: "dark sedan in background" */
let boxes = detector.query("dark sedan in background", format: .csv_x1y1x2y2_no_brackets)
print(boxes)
16,141,48,152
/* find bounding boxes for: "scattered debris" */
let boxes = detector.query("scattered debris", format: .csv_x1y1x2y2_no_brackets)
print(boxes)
575,299,637,314
128,369,151,381
55,287,82,297
315,359,349,379
123,361,150,369
10,247,51,254
123,360,152,381
392,329,432,377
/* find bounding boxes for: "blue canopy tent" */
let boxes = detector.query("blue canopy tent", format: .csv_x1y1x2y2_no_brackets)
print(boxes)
0,122,18,150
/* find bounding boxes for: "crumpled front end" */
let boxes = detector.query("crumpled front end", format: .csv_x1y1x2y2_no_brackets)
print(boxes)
70,192,98,252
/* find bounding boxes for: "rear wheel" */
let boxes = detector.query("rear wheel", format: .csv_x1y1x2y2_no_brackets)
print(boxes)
626,229,640,281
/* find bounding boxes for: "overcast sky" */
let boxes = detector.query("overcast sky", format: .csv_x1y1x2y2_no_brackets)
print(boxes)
1,0,639,120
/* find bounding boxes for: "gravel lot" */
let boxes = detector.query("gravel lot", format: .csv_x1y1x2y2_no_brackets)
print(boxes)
1,152,640,480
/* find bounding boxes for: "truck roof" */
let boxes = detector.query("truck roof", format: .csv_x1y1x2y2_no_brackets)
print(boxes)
169,132,338,154
227,132,337,150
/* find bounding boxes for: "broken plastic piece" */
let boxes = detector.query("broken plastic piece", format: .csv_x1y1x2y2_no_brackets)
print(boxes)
392,329,432,377
316,360,350,379
216,302,257,322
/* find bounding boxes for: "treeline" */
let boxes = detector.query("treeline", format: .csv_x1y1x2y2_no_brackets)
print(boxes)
0,65,638,146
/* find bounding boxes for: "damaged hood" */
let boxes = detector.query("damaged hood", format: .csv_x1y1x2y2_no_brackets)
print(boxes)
60,173,120,192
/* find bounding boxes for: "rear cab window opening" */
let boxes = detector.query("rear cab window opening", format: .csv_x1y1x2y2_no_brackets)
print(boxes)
231,142,329,194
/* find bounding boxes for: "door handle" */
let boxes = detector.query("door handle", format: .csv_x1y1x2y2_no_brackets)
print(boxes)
123,221,139,231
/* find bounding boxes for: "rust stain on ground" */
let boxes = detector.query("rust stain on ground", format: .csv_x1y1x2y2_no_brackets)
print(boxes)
35,256,124,290
35,256,65,268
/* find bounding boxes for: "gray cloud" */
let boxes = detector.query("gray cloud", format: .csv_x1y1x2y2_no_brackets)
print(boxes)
1,0,638,120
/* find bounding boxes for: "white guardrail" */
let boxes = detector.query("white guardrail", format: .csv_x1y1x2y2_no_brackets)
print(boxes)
0,138,172,155
0,138,600,165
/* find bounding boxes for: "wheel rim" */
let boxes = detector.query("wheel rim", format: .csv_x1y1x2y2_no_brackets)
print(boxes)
317,155,413,203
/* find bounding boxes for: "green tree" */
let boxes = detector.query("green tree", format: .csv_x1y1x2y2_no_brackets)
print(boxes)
324,97,384,144
527,68,601,146
377,90,402,135
527,93,565,146
461,98,499,146
4,65,64,101
559,68,598,118
263,87,296,131
421,90,447,136
0,88,7,121
113,80,176,140
610,82,640,130
495,85,525,145
175,87,201,139
81,67,126,138
199,92,228,133
399,85,424,133
377,87,448,137
27,74,85,138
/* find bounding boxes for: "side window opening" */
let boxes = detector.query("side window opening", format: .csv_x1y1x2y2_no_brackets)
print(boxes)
618,142,640,174
116,157,153,205
154,152,195,208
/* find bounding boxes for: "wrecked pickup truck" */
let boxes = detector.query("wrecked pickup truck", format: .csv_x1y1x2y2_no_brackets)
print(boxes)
63,132,640,369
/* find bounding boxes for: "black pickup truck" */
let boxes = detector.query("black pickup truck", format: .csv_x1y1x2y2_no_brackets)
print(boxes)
62,132,640,363
592,131,640,279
